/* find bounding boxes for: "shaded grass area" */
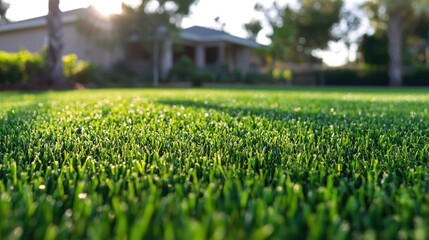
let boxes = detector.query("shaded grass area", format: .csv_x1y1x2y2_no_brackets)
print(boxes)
1,88,429,239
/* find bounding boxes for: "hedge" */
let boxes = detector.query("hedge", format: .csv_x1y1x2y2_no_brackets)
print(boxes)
0,50,96,86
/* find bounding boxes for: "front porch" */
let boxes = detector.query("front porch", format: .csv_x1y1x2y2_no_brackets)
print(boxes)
161,40,255,78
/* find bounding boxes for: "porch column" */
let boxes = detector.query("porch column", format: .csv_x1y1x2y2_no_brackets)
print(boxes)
218,42,226,65
161,39,173,78
195,44,205,68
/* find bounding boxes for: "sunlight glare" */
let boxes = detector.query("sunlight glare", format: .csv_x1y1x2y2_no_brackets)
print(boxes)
90,0,123,15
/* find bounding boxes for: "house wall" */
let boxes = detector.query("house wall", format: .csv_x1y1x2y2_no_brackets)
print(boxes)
0,26,46,52
0,23,121,67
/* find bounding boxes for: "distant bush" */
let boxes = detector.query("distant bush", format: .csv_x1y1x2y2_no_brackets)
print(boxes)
0,50,98,86
403,66,429,86
168,56,220,87
272,68,293,82
244,72,277,84
190,69,216,87
322,67,389,86
107,62,139,86
63,54,102,84
0,50,45,85
168,56,196,82
323,66,429,86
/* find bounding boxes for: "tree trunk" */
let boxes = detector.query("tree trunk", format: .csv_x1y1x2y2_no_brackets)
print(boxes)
152,41,160,87
0,0,9,23
47,0,65,85
387,9,403,86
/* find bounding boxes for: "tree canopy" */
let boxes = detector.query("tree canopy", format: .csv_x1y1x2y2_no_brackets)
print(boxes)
255,0,343,63
332,7,362,64
364,0,429,85
244,19,262,40
113,0,197,50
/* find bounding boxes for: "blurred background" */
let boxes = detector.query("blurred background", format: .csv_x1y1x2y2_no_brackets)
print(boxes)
0,0,428,88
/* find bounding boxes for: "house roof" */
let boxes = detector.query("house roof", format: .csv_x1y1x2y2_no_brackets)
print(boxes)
181,26,261,48
0,7,108,34
0,8,262,49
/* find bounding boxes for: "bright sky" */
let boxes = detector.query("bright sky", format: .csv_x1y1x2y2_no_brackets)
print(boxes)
5,0,370,66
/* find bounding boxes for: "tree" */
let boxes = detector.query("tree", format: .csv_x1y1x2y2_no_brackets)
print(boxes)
333,8,362,64
244,19,262,40
47,0,65,84
359,32,389,66
113,0,197,86
366,0,429,86
0,0,9,23
409,12,429,65
256,0,343,63
214,16,226,31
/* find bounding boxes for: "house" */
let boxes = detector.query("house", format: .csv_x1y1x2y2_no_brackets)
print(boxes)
126,25,264,79
0,7,121,67
0,8,264,77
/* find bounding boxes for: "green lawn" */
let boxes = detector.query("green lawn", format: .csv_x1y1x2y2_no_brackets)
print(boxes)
1,88,429,239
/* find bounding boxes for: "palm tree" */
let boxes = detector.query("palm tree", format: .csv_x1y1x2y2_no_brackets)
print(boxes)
375,0,429,86
0,0,9,23
47,0,65,84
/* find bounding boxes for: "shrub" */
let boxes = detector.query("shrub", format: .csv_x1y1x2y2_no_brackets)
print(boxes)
63,54,99,84
0,50,98,86
0,50,45,85
72,64,104,85
244,72,275,84
231,70,244,83
272,68,293,82
108,62,138,86
168,56,196,82
191,69,215,87
323,67,389,86
403,66,429,86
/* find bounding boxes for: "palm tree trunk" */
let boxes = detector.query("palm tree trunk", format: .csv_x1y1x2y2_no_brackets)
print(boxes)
47,0,65,85
0,0,9,23
387,9,403,86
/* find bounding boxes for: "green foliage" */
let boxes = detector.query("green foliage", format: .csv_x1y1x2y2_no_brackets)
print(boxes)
0,50,45,85
363,0,429,85
272,68,293,81
243,19,262,40
323,67,389,85
107,62,139,86
167,56,218,86
403,66,429,85
359,33,389,66
168,56,196,82
257,0,343,62
412,11,429,40
191,69,215,87
113,0,197,54
1,89,429,238
0,51,96,86
243,72,276,84
62,54,93,83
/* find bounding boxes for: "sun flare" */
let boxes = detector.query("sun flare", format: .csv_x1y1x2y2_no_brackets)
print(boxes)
90,0,123,16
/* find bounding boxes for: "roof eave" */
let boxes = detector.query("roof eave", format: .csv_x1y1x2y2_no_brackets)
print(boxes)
0,14,78,33
180,31,262,48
